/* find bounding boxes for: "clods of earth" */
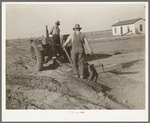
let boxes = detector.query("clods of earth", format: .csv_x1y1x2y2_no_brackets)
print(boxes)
6,35,145,109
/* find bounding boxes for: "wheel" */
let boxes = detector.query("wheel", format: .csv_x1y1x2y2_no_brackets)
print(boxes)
29,41,43,72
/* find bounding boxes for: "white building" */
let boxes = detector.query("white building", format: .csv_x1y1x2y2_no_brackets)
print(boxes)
112,18,145,36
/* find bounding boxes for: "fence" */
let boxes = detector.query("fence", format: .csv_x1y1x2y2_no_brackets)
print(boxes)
83,29,113,39
6,29,113,47
6,38,31,47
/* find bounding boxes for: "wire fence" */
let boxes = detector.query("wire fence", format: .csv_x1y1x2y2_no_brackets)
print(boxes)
6,38,31,48
83,29,113,39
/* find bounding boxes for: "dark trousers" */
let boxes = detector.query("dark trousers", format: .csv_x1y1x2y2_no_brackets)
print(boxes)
71,50,85,76
52,35,61,56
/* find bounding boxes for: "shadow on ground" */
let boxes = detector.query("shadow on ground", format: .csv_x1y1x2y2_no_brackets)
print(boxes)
42,53,112,71
43,59,63,71
85,53,112,62
110,59,141,75
122,59,141,69
111,71,140,75
100,84,112,93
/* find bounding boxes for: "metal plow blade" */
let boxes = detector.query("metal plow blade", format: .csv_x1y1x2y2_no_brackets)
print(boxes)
95,63,122,73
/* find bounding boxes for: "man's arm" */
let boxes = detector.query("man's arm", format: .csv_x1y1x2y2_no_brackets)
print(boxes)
83,35,93,55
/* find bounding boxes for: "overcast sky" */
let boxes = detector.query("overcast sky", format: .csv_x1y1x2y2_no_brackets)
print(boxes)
5,3,146,39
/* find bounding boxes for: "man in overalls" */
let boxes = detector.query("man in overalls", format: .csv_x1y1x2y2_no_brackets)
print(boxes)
49,20,61,58
62,24,93,79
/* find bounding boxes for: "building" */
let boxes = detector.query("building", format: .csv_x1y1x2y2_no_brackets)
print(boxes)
112,18,145,36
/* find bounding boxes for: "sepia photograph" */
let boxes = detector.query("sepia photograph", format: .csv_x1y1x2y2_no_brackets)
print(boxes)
2,2,148,121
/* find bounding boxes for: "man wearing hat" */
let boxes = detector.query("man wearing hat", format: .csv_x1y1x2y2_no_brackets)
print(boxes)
62,24,93,79
50,20,61,58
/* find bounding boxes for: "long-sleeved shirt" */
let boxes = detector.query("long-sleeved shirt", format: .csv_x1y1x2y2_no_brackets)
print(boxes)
49,25,60,35
63,31,93,54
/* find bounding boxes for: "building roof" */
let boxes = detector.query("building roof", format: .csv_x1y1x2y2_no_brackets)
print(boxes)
112,18,145,27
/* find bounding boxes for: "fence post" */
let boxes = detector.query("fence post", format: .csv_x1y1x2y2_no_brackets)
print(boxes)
91,31,94,41
18,38,21,46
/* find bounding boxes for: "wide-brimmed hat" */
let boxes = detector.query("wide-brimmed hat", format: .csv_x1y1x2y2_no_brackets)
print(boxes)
55,20,60,25
73,24,82,30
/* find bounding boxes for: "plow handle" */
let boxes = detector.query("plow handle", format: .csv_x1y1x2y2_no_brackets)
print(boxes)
63,47,73,65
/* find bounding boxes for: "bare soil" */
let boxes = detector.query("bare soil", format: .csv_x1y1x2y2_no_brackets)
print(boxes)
6,34,145,109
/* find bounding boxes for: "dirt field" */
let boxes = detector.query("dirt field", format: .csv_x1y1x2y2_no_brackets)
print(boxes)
6,34,145,109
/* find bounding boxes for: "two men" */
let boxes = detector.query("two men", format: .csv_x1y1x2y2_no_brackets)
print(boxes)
63,24,93,79
50,20,61,58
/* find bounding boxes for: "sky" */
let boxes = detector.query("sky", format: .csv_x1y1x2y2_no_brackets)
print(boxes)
5,3,146,39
